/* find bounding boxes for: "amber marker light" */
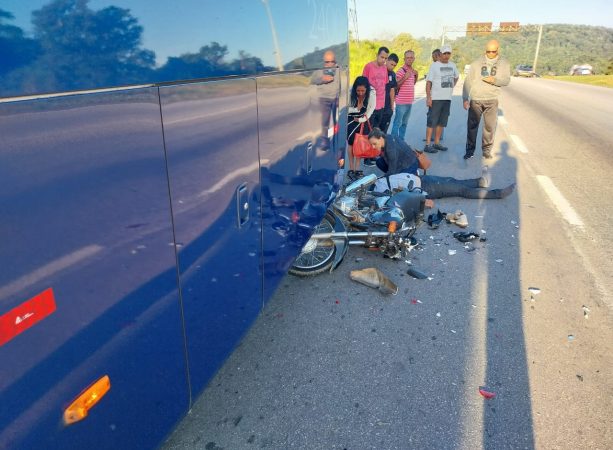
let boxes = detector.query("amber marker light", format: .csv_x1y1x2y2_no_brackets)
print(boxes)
63,375,111,425
338,158,345,168
388,221,397,233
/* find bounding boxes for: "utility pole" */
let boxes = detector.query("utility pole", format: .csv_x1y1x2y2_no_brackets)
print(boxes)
532,24,543,73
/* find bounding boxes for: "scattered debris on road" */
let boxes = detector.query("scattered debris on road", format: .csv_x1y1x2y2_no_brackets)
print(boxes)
407,267,428,279
582,305,590,319
528,287,541,301
479,388,496,399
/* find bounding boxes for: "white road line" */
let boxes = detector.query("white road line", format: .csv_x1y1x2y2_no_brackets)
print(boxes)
0,245,104,300
510,134,529,153
198,160,264,197
536,175,585,230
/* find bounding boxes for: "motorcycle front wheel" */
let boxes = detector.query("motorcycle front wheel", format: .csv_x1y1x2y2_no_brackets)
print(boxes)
289,213,336,276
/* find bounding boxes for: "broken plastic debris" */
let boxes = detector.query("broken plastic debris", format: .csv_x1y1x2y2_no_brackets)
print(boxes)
435,312,441,317
495,259,503,263
479,388,496,399
407,267,428,279
350,268,398,295
453,232,480,243
528,287,541,295
582,305,590,318
511,220,516,224
427,277,434,281
448,249,457,256
481,229,487,234
355,257,364,262
567,334,575,341
451,330,457,333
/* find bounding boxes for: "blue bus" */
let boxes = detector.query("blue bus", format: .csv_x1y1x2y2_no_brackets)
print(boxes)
0,1,348,447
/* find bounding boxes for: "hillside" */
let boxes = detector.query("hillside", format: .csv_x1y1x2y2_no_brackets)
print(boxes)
349,24,613,81
439,24,613,75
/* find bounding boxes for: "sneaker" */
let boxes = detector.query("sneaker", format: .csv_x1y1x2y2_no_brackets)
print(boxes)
445,210,468,228
347,170,357,182
424,144,438,153
427,209,445,229
363,158,376,167
478,165,491,188
463,152,474,160
355,170,364,179
432,143,448,151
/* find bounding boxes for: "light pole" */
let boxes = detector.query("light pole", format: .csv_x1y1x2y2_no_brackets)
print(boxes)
261,0,284,72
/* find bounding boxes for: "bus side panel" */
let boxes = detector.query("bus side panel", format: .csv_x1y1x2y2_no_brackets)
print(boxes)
0,89,189,449
257,72,340,302
160,80,263,396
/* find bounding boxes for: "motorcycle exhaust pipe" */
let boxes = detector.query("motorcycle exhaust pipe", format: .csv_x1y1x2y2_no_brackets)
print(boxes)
309,231,390,240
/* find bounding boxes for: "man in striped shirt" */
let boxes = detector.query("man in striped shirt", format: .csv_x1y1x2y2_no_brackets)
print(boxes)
390,50,418,139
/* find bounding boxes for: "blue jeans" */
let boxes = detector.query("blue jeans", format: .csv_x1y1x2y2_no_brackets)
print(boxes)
390,103,412,139
421,175,503,199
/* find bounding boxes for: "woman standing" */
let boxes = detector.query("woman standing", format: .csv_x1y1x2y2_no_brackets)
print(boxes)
347,76,375,180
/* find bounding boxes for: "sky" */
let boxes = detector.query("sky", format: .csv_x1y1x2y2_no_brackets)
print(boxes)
352,0,613,41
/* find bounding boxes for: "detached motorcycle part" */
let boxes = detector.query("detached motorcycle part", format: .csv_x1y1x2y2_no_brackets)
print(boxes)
407,267,428,279
350,268,398,295
289,212,347,276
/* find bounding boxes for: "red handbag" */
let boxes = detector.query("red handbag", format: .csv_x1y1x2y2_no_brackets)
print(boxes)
352,121,380,158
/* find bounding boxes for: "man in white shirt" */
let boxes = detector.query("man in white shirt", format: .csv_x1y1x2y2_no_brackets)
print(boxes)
424,45,459,153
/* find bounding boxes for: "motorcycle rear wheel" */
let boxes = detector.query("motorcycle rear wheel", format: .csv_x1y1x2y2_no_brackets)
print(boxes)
289,214,336,276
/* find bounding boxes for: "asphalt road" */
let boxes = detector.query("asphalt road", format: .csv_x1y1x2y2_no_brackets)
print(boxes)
162,77,613,449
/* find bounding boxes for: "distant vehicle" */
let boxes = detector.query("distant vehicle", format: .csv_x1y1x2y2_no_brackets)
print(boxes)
513,64,536,77
570,64,594,75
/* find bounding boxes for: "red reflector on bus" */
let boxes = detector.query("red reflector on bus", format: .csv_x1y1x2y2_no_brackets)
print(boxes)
0,288,56,346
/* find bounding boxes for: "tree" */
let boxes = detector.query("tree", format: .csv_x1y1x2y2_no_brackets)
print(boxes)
0,9,40,78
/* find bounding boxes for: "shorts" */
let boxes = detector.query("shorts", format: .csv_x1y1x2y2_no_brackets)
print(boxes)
429,100,451,127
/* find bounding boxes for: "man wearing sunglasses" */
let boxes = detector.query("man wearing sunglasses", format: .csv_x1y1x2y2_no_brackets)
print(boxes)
462,39,511,160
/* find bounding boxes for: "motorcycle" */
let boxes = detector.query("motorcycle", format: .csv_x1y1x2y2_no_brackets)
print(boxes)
289,173,427,276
